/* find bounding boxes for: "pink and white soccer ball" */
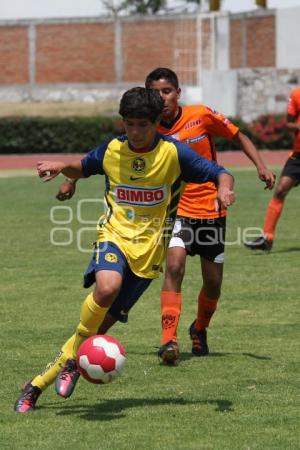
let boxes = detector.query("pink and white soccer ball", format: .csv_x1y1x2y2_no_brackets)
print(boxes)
76,335,126,384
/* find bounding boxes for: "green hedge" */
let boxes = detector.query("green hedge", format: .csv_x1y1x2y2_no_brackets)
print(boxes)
0,113,294,154
0,116,123,154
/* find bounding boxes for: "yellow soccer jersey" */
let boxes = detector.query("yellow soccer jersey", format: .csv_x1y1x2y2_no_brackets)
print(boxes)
81,132,228,278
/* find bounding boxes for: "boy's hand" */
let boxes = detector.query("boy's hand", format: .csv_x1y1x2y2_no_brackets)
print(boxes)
215,187,236,211
37,161,65,182
257,167,276,190
56,179,76,201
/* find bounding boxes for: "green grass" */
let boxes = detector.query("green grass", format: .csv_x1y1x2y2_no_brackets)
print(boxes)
1,168,299,450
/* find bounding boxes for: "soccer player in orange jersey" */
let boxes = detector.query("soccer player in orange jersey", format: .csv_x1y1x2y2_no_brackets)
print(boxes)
144,68,275,364
245,87,300,251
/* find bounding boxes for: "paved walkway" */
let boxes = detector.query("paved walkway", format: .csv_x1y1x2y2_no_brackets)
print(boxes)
0,150,290,170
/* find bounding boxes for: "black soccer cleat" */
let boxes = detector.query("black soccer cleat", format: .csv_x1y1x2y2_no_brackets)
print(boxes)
55,359,80,398
158,341,179,365
189,321,209,356
244,235,273,251
14,382,42,413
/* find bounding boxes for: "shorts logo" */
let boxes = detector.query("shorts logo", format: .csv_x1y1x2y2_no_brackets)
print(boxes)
132,157,146,174
162,314,176,330
105,252,118,263
214,252,224,263
115,185,166,206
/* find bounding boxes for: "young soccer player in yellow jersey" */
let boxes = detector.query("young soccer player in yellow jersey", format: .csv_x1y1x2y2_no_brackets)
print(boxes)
55,68,276,370
15,87,235,413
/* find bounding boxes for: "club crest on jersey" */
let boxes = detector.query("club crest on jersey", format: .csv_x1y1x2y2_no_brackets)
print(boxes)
115,185,166,206
132,157,146,174
104,253,118,263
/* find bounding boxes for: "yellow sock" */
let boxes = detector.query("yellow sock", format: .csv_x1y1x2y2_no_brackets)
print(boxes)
31,334,76,391
72,292,109,359
61,334,76,358
31,350,68,391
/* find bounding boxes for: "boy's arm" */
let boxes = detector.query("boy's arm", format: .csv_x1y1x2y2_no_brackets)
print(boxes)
233,131,276,190
37,160,83,182
177,142,235,209
286,114,300,132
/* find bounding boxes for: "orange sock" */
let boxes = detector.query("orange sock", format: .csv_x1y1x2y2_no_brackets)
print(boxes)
263,197,284,241
160,291,182,345
195,288,218,330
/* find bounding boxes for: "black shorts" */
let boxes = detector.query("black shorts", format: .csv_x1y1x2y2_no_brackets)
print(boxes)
281,152,300,185
169,216,226,263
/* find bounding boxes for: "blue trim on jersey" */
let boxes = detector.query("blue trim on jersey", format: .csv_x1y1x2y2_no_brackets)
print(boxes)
81,140,109,177
175,141,228,184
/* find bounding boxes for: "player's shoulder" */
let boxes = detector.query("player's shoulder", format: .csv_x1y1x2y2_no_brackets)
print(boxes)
181,104,208,116
290,87,300,99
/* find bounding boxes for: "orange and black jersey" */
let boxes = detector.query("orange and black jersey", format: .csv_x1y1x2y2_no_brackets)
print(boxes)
158,105,239,219
287,88,300,151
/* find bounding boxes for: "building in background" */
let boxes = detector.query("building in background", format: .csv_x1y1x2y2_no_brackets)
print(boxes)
0,4,299,121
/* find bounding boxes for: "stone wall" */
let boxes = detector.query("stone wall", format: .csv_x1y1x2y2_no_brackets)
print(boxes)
237,68,300,121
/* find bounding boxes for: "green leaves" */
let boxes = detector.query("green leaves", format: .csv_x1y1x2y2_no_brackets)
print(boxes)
0,116,122,154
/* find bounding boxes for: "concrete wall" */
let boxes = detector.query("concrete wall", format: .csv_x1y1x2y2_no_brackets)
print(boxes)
0,8,300,122
201,68,300,121
276,7,300,69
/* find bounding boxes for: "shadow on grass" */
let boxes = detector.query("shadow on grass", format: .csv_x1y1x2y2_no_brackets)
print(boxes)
45,396,234,420
245,247,300,255
133,350,271,361
271,247,300,254
204,352,271,360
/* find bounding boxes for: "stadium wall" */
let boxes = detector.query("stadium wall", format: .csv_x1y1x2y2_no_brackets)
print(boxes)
0,7,299,121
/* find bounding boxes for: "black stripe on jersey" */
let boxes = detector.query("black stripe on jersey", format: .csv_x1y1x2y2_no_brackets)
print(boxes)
162,176,183,249
99,175,113,226
168,176,183,214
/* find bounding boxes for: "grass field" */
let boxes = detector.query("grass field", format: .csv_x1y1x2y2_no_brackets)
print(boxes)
0,101,118,118
1,168,299,450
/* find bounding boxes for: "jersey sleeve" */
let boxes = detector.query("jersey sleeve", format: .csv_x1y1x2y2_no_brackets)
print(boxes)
176,141,230,184
287,91,298,117
202,106,239,139
81,141,108,177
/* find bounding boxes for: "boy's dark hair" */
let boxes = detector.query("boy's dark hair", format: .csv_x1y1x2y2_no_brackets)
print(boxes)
145,67,179,90
119,87,164,123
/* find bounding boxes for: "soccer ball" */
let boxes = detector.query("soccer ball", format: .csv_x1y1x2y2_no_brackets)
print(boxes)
76,335,126,384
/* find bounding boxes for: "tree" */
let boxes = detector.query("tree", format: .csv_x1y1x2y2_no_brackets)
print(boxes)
101,0,167,16
187,0,222,11
125,0,167,14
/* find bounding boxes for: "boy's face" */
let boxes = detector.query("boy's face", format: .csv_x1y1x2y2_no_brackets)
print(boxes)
148,78,181,121
123,117,159,151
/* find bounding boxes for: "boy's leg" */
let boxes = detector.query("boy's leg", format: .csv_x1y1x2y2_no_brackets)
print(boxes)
189,218,225,356
159,246,186,365
189,258,222,357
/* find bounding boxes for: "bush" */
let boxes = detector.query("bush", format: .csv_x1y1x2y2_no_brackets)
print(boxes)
0,116,123,154
250,114,293,149
0,113,294,154
214,117,254,151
